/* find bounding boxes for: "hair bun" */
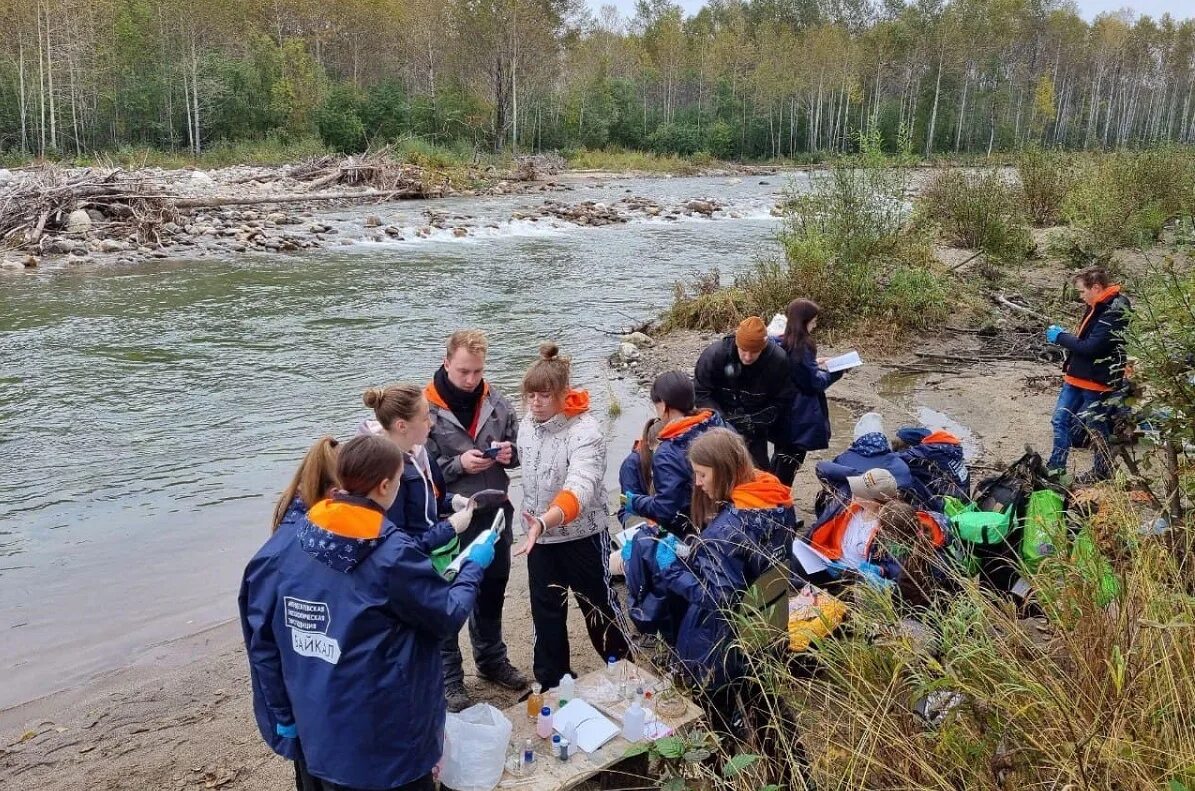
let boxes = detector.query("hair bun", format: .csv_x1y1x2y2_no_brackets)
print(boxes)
538,342,559,361
362,387,385,409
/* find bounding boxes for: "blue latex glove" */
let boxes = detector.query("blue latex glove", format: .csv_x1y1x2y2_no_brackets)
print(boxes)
620,538,634,563
622,491,638,516
275,722,297,739
1045,324,1064,344
858,562,893,590
465,534,496,569
655,534,679,572
824,560,847,578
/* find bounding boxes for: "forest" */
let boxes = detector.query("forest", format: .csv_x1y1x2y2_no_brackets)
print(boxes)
1,0,1194,161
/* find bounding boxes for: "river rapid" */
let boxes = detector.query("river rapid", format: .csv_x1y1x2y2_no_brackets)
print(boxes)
0,173,798,709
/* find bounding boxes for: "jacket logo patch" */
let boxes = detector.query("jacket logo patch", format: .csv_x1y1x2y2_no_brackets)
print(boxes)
285,597,341,665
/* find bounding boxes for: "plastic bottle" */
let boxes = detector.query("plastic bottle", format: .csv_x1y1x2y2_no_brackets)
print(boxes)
536,706,553,739
521,738,536,774
557,737,571,762
557,673,575,707
561,720,578,756
526,682,543,720
606,655,619,681
622,697,646,742
551,734,563,761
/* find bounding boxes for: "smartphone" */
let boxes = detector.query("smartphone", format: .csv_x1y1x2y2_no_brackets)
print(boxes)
481,446,502,460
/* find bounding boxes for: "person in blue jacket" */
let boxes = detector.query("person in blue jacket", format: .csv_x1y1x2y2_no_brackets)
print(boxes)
773,299,845,487
360,383,478,561
240,434,493,791
270,436,340,534
622,371,725,537
893,426,970,510
626,428,797,729
814,412,919,513
616,417,662,527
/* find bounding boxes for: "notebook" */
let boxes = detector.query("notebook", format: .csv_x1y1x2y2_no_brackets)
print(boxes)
825,350,863,373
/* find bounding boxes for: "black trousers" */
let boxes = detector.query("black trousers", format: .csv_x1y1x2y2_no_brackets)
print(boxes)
743,433,772,472
295,758,433,791
442,503,514,686
527,531,630,689
771,444,808,488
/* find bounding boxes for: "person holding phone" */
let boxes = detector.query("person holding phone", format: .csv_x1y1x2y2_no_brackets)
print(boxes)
424,329,528,711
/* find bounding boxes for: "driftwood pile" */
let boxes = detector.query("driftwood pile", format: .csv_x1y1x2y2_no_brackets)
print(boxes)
288,147,450,195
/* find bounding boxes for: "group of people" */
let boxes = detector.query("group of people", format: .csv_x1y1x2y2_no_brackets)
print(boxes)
238,266,1130,791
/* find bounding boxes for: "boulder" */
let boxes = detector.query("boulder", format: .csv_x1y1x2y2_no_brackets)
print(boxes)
364,214,382,227
86,209,106,223
620,331,655,348
100,239,126,253
0,168,13,185
0,260,23,272
190,171,216,188
67,209,92,235
686,200,716,216
617,342,641,363
452,227,468,237
23,254,39,268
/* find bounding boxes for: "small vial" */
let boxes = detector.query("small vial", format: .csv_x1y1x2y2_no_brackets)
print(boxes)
536,706,553,739
526,682,543,720
557,737,571,762
521,738,536,772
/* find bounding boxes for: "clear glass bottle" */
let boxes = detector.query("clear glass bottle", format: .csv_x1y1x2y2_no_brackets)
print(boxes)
526,682,543,720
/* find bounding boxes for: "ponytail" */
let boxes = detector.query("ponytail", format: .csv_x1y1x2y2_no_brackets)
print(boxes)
273,436,340,532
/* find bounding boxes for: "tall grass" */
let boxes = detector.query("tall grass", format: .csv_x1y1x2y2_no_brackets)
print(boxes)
917,169,1032,270
565,147,714,174
1018,147,1076,227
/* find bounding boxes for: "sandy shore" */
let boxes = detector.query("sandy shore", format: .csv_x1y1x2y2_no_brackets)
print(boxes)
0,318,1073,790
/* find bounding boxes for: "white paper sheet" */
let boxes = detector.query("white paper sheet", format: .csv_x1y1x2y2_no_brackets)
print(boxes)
793,539,831,574
551,699,620,753
825,350,863,373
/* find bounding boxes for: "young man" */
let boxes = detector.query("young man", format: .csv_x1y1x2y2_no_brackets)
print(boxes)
693,316,792,470
1045,267,1131,483
425,330,529,711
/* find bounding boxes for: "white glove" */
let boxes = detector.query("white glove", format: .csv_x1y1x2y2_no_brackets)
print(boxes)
448,504,475,534
675,540,693,560
451,494,470,513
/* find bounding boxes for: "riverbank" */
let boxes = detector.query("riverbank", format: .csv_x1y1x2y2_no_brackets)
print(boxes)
0,315,1068,790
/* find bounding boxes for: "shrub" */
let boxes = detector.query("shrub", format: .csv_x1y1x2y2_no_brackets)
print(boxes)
315,87,367,153
1018,146,1075,226
917,169,1032,266
662,268,751,332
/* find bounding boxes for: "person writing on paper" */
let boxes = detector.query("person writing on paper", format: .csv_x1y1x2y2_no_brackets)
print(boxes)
515,343,629,689
774,299,846,487
796,468,948,589
360,384,477,560
622,371,726,537
627,428,797,729
693,316,792,469
240,434,493,791
423,329,528,709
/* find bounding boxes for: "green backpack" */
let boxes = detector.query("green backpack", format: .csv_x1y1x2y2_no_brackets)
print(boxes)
1022,489,1066,571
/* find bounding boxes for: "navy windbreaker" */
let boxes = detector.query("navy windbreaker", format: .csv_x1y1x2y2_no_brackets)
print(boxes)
778,344,843,450
815,432,920,510
632,410,726,536
618,446,648,527
895,428,970,510
239,494,483,788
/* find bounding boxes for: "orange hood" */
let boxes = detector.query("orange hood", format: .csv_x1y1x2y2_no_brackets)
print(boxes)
922,430,961,446
659,409,715,441
563,389,590,417
424,380,489,411
731,471,794,510
307,498,386,539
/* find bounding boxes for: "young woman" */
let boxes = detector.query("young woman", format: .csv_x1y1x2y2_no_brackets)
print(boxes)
271,436,340,533
361,384,476,559
774,299,845,487
515,343,629,689
240,434,493,791
617,416,662,526
622,371,725,537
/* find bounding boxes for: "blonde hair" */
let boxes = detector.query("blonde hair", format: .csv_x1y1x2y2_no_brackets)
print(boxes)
521,342,571,396
687,428,755,529
273,436,340,531
363,383,424,429
447,329,488,359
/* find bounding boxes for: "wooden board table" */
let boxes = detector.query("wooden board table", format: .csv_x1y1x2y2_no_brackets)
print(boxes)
496,662,703,791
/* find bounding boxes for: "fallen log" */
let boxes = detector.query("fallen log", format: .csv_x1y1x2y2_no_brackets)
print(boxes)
992,292,1052,322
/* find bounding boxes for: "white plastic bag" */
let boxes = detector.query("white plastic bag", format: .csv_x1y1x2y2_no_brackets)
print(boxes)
440,703,513,791
766,313,787,338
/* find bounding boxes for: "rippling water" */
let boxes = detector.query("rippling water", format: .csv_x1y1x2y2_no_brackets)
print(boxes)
0,174,794,707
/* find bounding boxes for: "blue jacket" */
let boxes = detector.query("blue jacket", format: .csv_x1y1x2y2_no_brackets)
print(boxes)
815,432,919,510
1058,286,1131,389
239,494,483,788
618,445,648,527
654,473,797,688
389,447,458,554
777,344,843,450
632,410,726,536
895,428,970,510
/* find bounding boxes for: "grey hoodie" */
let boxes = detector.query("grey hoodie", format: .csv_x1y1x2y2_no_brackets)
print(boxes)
424,380,521,497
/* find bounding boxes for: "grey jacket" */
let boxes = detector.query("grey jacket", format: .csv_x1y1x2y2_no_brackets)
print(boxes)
424,380,520,497
517,396,608,545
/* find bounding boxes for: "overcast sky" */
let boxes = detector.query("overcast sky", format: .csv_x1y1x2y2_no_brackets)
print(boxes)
586,0,1193,23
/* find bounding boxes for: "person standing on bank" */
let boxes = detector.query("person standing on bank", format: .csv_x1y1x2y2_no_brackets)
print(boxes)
515,343,630,689
1045,267,1131,484
774,299,845,487
693,316,793,470
424,329,528,711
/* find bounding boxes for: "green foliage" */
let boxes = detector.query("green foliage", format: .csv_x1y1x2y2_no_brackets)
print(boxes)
1127,263,1195,454
1018,147,1076,226
917,169,1032,268
360,82,410,142
648,123,703,156
316,87,367,153
663,269,752,332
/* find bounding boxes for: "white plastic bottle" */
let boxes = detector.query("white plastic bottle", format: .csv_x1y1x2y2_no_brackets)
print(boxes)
622,697,646,742
557,673,575,707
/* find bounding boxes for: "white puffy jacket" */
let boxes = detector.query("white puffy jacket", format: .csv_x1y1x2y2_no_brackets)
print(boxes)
517,390,609,544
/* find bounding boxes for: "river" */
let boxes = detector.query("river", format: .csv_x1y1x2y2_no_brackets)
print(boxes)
0,173,795,709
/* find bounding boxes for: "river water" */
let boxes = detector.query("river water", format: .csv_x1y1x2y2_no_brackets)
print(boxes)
0,174,794,708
